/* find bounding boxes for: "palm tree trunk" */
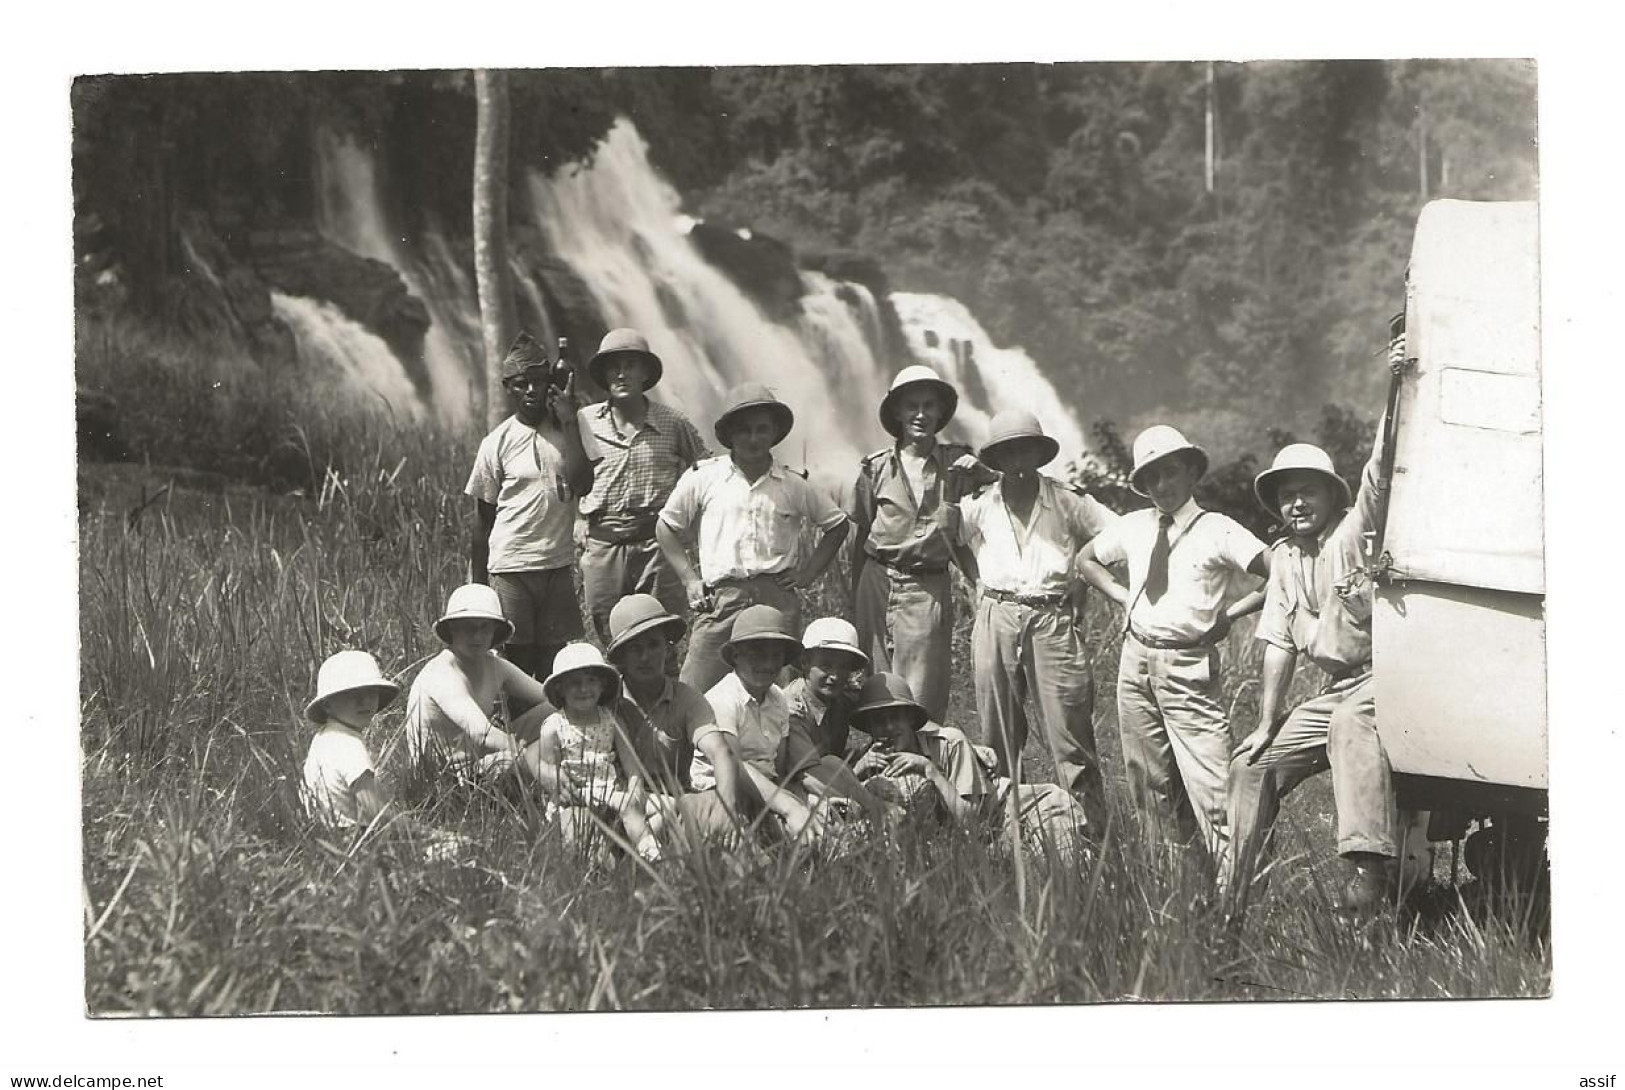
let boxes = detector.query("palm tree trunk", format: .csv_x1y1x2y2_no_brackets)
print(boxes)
473,69,516,429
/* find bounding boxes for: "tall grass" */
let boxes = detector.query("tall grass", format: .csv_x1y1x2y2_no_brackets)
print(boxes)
78,394,1549,1015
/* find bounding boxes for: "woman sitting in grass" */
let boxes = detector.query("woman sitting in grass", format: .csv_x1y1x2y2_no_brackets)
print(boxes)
404,583,553,782
526,642,667,861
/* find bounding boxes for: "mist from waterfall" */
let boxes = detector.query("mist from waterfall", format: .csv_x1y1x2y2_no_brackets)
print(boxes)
891,293,1089,468
527,119,888,479
312,130,479,424
270,292,425,422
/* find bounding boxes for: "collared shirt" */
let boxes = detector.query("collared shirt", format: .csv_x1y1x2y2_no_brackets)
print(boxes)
577,399,710,524
691,671,790,790
1255,444,1387,676
659,456,848,585
850,440,996,568
465,415,575,573
1090,497,1266,644
302,724,375,828
778,677,859,779
861,723,994,818
613,678,717,793
953,477,1115,597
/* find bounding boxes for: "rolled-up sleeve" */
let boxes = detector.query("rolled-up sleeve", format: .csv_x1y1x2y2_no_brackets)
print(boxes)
1254,555,1297,652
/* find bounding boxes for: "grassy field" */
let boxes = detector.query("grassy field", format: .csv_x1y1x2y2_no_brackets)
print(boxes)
77,408,1551,1015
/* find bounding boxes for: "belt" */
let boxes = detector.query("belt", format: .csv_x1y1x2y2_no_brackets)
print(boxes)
706,572,791,593
867,552,948,577
982,587,1066,607
585,508,661,544
1128,625,1212,652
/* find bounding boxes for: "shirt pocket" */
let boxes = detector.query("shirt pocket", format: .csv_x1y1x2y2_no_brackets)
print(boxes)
1333,569,1374,626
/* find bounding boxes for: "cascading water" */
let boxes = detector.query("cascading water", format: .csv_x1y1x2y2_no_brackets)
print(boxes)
891,293,1089,468
527,120,885,480
271,292,425,421
312,130,480,423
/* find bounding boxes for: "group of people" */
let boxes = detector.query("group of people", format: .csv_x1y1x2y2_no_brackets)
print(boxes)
301,325,1402,915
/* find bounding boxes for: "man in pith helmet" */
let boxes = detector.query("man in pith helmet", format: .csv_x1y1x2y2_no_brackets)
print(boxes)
466,331,593,679
1226,413,1399,916
576,329,711,643
849,365,995,722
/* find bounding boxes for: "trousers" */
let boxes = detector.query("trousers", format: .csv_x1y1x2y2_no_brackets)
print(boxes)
1224,671,1397,893
971,595,1104,830
678,576,802,695
1116,636,1233,867
579,534,687,644
853,562,953,722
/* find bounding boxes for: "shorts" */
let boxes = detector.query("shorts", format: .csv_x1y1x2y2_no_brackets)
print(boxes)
490,567,585,648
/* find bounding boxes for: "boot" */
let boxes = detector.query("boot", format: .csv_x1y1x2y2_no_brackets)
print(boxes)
1337,853,1397,916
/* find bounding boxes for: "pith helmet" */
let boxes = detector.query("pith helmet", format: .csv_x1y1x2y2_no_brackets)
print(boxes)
799,616,869,669
1253,443,1352,516
853,672,929,733
542,642,623,709
305,650,400,723
979,409,1058,470
605,593,687,660
499,330,551,381
721,604,801,666
434,583,515,646
588,328,664,392
879,365,959,438
714,382,795,449
1128,425,1209,497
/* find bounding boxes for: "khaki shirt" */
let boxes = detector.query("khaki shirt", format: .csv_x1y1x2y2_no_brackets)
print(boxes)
850,441,996,569
1255,446,1387,677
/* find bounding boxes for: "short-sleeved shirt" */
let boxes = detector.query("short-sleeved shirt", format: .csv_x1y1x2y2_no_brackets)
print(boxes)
1089,497,1266,644
302,724,375,828
953,477,1115,597
613,679,717,793
850,441,996,569
465,415,576,573
778,677,859,780
861,724,993,819
659,456,848,585
1255,445,1387,677
577,399,710,526
692,671,790,789
404,650,534,772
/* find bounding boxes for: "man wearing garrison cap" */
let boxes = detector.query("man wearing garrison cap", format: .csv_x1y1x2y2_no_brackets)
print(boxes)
465,331,593,679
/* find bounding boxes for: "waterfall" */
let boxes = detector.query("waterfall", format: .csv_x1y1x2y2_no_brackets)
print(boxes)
270,292,425,421
890,293,1089,468
527,120,879,481
313,130,480,424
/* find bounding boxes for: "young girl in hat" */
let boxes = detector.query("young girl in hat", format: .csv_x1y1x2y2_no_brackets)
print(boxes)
302,650,402,829
526,642,666,860
656,382,849,694
404,584,554,782
1076,425,1269,871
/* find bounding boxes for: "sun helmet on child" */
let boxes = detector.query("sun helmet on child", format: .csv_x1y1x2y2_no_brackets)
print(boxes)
541,642,623,709
305,650,400,723
434,584,515,646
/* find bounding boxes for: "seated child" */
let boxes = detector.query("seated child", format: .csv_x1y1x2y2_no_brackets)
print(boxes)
777,617,890,823
525,642,666,860
302,650,401,829
693,604,821,842
404,584,554,782
850,672,1089,855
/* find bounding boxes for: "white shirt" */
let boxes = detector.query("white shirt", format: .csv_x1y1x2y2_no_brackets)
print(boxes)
1090,497,1266,643
302,724,375,828
465,415,576,573
690,672,789,790
404,650,536,772
954,477,1115,597
659,456,847,584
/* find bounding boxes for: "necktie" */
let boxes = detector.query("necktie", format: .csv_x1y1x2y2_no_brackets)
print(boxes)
1145,513,1174,605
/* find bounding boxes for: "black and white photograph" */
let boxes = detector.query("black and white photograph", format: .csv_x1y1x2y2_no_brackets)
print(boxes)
9,7,1623,1087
